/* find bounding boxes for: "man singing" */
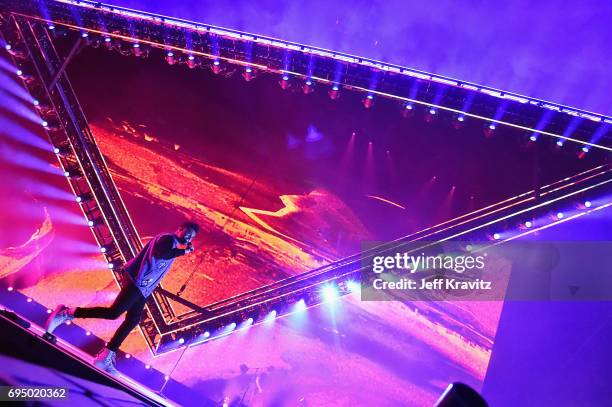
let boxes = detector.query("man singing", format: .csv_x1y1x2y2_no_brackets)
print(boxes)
45,221,200,376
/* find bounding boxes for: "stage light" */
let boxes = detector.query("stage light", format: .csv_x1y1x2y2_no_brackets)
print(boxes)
107,262,115,269
53,146,71,156
64,167,82,178
329,84,340,100
525,221,532,228
322,284,339,302
529,135,537,142
81,32,88,38
165,51,175,65
75,193,92,203
66,321,71,325
295,299,307,312
404,103,413,110
242,66,255,81
41,120,48,127
246,317,254,325
489,123,496,130
556,140,564,147
493,233,501,240
582,146,589,153
457,114,465,122
33,99,40,106
104,37,111,43
7,286,13,292
48,24,55,30
16,69,23,76
187,54,196,69
47,309,52,314
302,78,314,94
362,94,375,108
100,244,115,254
104,37,112,50
4,44,11,51
145,364,151,369
86,331,91,336
27,298,32,303
584,200,592,208
228,322,237,330
429,107,437,115
557,212,564,219
131,43,144,57
164,375,169,381
279,74,290,90
203,331,210,338
211,59,221,74
178,338,185,344
87,220,95,227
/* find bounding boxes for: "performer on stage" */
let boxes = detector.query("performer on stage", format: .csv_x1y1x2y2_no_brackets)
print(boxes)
45,221,200,376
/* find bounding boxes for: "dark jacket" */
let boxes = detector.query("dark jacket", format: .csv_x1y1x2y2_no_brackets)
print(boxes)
122,233,186,298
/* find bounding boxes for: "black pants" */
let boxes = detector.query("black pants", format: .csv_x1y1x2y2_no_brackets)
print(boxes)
74,279,147,352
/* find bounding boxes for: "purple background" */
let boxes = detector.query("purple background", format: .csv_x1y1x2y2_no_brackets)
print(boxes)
109,0,612,116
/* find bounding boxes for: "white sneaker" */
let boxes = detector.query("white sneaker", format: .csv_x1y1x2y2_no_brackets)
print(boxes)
44,305,74,334
93,348,120,377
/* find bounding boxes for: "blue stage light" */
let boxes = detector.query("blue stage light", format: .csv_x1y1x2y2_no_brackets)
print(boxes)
295,299,307,312
489,123,496,130
584,201,592,208
556,212,564,219
493,233,501,240
582,146,589,153
529,135,537,141
556,140,564,147
322,284,339,302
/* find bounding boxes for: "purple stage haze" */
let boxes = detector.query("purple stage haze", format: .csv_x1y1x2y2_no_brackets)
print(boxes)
109,0,612,116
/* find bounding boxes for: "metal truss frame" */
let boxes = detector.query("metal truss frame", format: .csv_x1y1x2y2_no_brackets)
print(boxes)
1,0,611,354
